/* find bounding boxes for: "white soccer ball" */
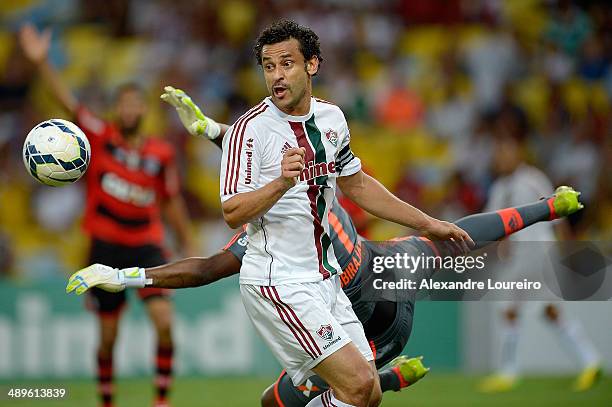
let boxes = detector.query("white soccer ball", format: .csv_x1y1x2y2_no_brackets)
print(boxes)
22,119,91,187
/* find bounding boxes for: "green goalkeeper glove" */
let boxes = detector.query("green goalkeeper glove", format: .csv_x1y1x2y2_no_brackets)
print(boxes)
160,85,221,140
65,264,150,295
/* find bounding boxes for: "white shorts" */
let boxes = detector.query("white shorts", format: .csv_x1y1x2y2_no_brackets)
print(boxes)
240,276,374,385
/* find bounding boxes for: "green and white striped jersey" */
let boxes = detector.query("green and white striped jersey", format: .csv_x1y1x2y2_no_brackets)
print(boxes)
220,97,361,285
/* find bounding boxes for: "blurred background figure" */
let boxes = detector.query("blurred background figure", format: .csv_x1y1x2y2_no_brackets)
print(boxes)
18,22,195,407
477,129,601,393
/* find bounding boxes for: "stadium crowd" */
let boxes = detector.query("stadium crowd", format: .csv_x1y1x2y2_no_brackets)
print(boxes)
0,0,610,279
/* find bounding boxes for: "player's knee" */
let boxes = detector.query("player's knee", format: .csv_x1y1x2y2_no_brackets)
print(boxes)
98,329,118,353
341,368,375,406
260,384,278,407
97,339,115,357
367,381,382,407
150,310,174,344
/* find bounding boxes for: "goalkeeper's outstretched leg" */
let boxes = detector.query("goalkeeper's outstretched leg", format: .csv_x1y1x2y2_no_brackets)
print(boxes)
440,185,582,253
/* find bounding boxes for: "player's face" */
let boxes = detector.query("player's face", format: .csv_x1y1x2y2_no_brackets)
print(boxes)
493,136,521,175
261,38,319,115
114,89,147,136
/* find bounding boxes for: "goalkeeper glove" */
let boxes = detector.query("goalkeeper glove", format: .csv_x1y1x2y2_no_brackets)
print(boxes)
65,264,151,295
160,85,221,140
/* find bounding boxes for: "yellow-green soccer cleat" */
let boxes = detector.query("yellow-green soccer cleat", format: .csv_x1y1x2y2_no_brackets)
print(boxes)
552,186,584,217
390,355,430,389
478,374,517,393
573,364,602,392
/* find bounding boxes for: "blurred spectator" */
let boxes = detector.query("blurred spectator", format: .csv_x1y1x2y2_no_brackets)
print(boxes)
453,113,495,188
542,41,575,82
548,106,602,203
578,34,609,81
375,82,425,130
464,21,521,112
0,232,14,279
544,0,592,57
531,83,572,171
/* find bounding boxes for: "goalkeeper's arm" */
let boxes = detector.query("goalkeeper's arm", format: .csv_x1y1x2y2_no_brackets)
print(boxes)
66,251,241,295
160,86,230,149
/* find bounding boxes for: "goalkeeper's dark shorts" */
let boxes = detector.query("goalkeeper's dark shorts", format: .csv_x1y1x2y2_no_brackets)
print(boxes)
85,238,171,317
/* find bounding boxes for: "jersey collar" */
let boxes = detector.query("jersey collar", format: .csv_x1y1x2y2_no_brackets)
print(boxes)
265,97,315,122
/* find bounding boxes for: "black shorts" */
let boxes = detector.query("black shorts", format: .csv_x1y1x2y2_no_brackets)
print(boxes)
368,301,414,368
357,238,422,367
86,238,170,316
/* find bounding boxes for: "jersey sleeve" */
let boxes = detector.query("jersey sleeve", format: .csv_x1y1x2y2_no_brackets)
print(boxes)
220,122,262,203
335,119,361,177
75,105,110,141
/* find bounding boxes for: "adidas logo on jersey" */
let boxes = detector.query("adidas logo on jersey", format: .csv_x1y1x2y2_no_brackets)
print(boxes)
280,141,292,155
299,160,336,182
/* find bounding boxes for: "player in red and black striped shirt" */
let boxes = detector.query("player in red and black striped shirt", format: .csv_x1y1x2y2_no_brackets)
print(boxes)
20,24,195,407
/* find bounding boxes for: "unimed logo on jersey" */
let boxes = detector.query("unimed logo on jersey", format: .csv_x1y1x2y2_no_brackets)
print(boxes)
299,160,336,182
244,138,254,184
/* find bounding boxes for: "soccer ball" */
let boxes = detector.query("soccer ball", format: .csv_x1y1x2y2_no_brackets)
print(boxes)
22,119,91,187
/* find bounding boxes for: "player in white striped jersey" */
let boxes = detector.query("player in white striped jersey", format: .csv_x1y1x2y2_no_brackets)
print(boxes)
220,96,357,285
218,20,473,407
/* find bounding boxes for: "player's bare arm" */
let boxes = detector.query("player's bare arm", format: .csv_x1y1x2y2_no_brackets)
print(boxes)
337,169,474,251
221,147,306,229
19,24,78,115
144,251,240,287
66,250,241,295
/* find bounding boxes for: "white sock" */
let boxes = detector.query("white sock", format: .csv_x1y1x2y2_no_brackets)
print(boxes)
499,322,519,377
552,318,600,368
305,390,355,407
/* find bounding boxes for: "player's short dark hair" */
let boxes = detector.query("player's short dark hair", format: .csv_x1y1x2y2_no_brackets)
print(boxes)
254,19,323,72
114,82,145,101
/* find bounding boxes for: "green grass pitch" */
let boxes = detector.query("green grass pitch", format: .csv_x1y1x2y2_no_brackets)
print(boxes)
1,374,610,406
